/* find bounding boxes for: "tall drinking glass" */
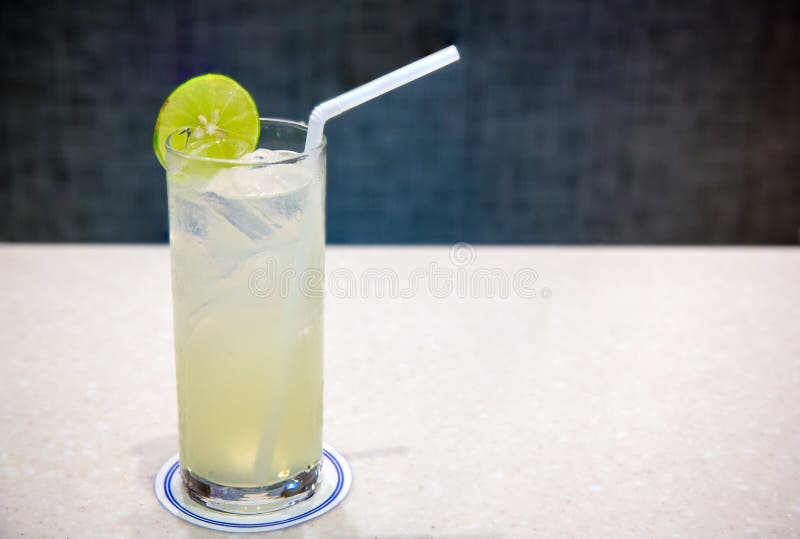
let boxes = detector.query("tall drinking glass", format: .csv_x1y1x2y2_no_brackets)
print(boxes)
164,119,326,514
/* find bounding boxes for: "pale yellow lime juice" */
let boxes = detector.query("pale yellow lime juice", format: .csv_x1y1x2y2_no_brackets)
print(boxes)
165,118,326,510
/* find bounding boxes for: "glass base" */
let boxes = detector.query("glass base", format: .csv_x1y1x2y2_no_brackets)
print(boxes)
181,462,321,514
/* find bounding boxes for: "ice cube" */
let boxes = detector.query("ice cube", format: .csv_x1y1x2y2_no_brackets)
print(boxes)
172,196,211,238
200,192,272,240
185,150,313,247
203,149,309,198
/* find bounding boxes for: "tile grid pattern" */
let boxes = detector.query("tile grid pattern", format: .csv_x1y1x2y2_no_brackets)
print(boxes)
1,0,798,243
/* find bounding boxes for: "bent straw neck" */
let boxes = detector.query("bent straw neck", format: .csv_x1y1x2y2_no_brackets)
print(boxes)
303,45,460,152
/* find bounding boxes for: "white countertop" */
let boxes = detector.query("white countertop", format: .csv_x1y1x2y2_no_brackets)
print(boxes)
1,245,799,538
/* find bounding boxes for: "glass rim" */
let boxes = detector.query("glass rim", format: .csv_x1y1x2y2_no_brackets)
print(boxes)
165,117,326,166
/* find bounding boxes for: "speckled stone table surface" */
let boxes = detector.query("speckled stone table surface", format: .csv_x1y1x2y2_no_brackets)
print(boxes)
1,245,799,538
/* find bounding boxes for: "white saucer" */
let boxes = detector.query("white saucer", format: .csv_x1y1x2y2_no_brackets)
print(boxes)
154,443,351,532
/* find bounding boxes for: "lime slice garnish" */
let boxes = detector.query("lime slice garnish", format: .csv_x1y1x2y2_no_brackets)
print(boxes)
153,74,260,167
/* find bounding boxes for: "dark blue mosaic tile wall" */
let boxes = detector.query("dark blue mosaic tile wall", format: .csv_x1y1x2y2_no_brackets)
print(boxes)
1,0,798,243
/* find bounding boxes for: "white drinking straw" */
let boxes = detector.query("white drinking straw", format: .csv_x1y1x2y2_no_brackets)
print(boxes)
304,45,460,152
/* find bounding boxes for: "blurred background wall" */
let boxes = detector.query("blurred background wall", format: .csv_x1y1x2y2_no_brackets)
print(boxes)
1,0,798,244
